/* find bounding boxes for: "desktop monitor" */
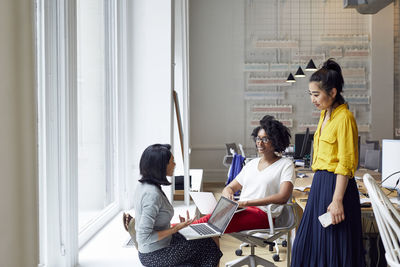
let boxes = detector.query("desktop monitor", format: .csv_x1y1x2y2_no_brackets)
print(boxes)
299,127,310,159
294,129,313,159
381,139,400,191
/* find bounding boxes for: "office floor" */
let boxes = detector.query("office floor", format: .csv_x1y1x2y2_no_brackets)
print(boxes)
79,183,289,267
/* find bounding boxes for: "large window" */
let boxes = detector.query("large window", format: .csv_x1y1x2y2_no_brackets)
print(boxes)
37,0,175,265
37,0,122,265
77,0,118,243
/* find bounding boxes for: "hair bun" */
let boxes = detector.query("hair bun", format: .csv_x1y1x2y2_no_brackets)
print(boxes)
322,58,342,75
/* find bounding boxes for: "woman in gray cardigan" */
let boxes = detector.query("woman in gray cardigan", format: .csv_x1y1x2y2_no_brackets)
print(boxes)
123,144,222,267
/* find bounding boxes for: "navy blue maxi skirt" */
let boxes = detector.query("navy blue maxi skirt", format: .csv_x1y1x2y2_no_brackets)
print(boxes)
291,170,365,267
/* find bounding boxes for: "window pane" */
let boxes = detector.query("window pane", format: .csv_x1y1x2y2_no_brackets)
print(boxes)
77,0,113,230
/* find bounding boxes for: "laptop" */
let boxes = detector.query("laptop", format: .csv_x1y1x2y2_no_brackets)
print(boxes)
178,196,238,240
189,191,246,214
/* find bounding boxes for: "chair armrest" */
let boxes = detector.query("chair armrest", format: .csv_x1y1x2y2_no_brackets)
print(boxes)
267,203,293,234
266,204,275,234
245,203,296,235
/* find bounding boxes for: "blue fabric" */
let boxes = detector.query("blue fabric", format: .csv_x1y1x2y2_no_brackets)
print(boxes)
226,154,245,196
291,170,365,267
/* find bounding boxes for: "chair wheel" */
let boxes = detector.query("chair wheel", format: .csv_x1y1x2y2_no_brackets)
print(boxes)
282,240,288,247
235,249,243,256
273,254,280,262
269,244,274,251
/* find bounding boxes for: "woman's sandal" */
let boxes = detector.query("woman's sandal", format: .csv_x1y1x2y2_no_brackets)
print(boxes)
123,212,138,249
123,212,132,231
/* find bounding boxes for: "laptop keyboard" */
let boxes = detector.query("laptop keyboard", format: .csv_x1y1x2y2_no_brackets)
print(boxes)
190,224,217,235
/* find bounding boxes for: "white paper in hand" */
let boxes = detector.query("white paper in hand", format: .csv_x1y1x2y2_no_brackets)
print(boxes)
189,192,217,214
318,212,332,228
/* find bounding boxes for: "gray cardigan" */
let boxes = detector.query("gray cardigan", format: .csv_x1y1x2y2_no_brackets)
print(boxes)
134,182,174,253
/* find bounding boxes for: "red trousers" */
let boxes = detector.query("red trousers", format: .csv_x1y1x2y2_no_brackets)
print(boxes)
192,206,271,233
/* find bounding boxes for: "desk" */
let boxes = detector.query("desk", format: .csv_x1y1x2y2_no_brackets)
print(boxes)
293,168,397,210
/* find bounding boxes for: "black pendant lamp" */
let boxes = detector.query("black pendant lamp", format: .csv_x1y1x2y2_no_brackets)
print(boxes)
305,59,317,71
286,73,296,83
294,0,305,79
305,0,317,72
294,66,305,77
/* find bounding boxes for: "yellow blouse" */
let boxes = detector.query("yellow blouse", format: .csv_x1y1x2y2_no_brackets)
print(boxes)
311,103,358,178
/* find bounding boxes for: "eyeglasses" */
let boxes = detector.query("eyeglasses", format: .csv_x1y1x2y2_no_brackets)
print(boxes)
255,136,269,143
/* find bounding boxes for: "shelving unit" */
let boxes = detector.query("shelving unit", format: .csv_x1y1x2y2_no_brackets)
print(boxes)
244,0,373,146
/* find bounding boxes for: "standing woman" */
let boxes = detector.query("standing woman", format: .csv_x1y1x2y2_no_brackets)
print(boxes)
125,144,222,267
291,59,365,267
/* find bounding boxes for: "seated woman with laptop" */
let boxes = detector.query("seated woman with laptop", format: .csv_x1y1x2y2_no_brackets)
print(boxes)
191,115,295,233
123,144,222,267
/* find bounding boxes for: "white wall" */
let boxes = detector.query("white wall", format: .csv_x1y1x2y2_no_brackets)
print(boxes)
371,3,394,141
126,0,173,205
0,1,38,267
189,0,246,182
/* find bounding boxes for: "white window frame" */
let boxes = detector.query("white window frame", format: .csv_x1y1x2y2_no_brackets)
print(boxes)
77,0,121,248
36,0,79,265
36,0,126,265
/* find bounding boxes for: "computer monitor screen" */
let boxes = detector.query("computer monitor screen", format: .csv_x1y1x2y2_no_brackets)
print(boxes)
299,128,310,158
381,139,400,190
294,129,313,159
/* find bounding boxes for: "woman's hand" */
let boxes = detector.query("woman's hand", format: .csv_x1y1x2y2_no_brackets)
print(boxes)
222,186,234,200
174,210,193,232
327,199,345,224
237,200,248,208
158,212,193,241
172,219,193,232
179,210,191,223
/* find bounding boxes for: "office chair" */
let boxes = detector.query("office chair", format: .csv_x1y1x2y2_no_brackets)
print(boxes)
363,174,400,266
226,203,300,267
223,143,245,167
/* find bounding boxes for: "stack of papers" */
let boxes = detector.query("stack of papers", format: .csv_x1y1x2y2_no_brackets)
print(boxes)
389,197,400,205
359,197,400,205
294,185,311,192
360,198,370,204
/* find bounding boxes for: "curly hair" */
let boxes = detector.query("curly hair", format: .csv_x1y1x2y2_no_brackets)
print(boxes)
251,115,291,153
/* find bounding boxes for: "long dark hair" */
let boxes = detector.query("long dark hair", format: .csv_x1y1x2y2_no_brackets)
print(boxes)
138,144,172,187
251,115,291,153
309,58,345,105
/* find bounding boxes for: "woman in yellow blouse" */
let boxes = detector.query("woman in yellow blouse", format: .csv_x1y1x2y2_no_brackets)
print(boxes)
291,59,365,267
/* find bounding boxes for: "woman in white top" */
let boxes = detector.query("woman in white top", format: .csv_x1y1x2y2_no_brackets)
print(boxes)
193,115,295,232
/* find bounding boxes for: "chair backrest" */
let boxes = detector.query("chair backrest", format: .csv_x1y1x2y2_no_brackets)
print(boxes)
364,149,381,171
225,143,238,155
267,203,298,234
363,174,400,266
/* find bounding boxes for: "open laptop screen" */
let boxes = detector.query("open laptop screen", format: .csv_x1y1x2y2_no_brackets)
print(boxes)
208,197,238,232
